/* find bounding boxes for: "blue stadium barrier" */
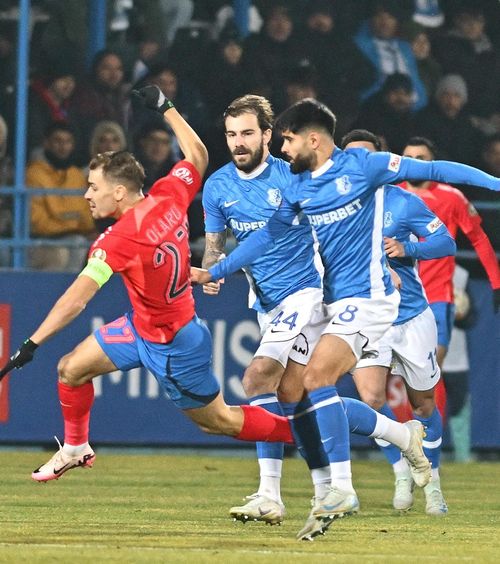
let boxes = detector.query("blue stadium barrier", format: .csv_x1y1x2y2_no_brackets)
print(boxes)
0,273,498,448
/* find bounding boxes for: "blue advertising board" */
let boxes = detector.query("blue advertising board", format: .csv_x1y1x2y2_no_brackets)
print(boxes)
0,272,498,448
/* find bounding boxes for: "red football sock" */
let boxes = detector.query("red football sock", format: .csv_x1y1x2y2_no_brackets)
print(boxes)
235,405,294,444
58,381,95,446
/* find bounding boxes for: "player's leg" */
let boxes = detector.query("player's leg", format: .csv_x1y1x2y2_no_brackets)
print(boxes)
228,288,324,525
353,352,417,510
31,324,126,482
395,307,448,516
305,293,399,520
231,357,286,523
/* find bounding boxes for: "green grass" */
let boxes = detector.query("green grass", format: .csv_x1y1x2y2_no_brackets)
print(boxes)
0,452,498,563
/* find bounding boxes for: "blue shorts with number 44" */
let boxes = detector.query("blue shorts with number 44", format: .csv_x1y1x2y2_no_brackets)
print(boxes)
94,312,220,410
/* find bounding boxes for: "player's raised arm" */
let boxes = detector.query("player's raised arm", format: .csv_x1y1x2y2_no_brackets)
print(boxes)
132,85,208,177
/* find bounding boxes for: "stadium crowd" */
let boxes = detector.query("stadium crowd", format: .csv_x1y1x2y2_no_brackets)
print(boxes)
0,0,499,269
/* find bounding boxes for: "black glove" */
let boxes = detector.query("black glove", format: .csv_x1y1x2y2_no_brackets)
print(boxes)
494,288,500,314
0,338,38,380
132,85,175,114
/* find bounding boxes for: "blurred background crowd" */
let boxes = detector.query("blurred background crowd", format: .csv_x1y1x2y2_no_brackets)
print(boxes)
0,0,499,270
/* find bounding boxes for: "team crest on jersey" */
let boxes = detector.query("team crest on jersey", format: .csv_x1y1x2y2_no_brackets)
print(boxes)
335,175,352,195
384,211,393,228
267,188,282,207
172,167,193,185
388,153,402,172
91,248,107,261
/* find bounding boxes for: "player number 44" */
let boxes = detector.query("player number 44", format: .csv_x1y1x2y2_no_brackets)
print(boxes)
270,311,298,331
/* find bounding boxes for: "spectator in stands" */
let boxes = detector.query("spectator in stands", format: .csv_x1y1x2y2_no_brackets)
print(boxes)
89,121,128,159
411,0,444,28
131,63,206,149
480,134,500,178
134,123,177,192
202,29,252,122
0,114,12,266
28,62,78,155
414,74,484,165
157,0,194,48
354,0,428,110
70,50,130,163
26,123,95,271
352,73,417,153
403,22,442,98
295,0,375,132
432,2,500,119
0,23,17,148
242,4,304,111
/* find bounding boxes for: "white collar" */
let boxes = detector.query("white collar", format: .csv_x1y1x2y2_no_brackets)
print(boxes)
235,160,269,179
311,158,334,178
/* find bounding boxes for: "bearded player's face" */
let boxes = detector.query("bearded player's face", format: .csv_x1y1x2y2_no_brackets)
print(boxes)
280,130,314,174
225,113,271,173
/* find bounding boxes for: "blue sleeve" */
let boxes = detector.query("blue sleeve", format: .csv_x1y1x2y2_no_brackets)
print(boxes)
402,196,456,259
364,152,500,191
209,199,298,280
202,179,227,233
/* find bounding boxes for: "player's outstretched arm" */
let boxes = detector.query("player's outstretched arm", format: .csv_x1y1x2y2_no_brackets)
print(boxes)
132,85,208,177
0,275,100,379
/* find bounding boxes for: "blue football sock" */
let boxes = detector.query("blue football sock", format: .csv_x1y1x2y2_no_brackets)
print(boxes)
342,397,377,435
414,408,442,471
281,399,329,470
249,393,284,461
308,386,350,464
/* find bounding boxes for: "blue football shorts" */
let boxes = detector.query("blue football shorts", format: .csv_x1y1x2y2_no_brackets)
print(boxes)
94,312,220,410
429,301,455,348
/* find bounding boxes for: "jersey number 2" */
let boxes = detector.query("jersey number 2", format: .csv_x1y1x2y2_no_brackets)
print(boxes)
154,229,188,303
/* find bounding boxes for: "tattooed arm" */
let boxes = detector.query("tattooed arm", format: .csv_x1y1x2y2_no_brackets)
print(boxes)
201,231,227,295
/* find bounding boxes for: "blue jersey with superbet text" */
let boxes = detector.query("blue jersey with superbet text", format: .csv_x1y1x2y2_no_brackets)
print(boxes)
203,154,321,312
383,184,455,324
210,148,499,305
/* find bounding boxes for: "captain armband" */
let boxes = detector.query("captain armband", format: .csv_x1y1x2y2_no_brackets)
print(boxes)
79,258,114,288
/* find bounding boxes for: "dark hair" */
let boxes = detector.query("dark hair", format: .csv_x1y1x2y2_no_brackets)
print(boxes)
89,151,145,193
381,72,413,94
404,136,438,158
340,129,382,151
275,98,336,138
91,49,123,76
43,121,75,139
224,94,274,131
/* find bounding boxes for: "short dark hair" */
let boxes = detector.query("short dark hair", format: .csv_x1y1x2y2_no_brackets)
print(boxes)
404,136,438,158
44,121,75,139
89,150,145,193
275,98,336,138
224,95,274,132
340,129,382,151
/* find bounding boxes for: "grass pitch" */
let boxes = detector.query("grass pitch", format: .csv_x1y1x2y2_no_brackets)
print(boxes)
0,451,498,563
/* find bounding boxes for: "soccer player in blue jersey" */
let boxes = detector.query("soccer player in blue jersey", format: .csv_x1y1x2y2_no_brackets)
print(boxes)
201,96,431,538
341,129,455,516
193,98,500,525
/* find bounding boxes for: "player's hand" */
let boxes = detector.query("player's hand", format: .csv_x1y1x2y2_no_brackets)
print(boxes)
384,236,405,258
131,85,174,114
203,280,225,296
494,288,500,314
0,338,38,380
190,267,213,285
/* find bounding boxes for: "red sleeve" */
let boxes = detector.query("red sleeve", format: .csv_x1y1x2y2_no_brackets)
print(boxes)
148,160,201,207
466,224,500,289
87,231,129,273
454,195,482,236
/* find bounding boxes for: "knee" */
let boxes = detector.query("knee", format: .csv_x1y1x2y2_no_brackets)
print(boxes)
242,363,280,397
57,354,84,386
358,391,386,411
410,395,435,418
